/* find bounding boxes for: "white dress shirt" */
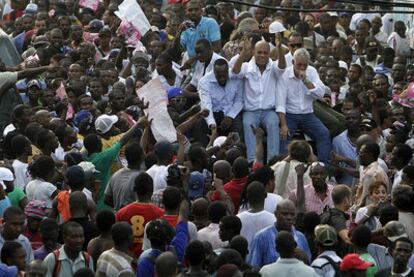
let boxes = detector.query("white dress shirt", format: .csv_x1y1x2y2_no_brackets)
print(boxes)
190,52,225,88
276,65,325,114
198,71,243,126
233,57,284,111
152,63,183,91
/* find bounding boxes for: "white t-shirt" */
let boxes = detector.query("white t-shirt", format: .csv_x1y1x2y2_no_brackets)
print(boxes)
146,164,169,192
25,179,57,208
239,193,283,214
12,159,31,190
237,210,276,245
264,193,283,214
355,206,381,231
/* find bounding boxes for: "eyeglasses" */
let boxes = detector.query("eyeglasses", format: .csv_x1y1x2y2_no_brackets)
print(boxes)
289,43,303,48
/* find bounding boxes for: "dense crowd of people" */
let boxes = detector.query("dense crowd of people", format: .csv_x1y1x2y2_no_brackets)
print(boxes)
1,0,414,276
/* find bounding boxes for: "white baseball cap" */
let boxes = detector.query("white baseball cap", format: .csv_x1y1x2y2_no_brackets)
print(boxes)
269,21,287,34
0,167,14,190
95,115,118,134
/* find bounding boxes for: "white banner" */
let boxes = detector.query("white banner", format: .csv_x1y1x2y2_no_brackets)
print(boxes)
136,78,177,143
115,0,151,38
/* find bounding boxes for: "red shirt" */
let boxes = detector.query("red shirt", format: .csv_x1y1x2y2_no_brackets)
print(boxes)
162,215,179,228
210,176,248,214
23,224,42,250
116,203,164,256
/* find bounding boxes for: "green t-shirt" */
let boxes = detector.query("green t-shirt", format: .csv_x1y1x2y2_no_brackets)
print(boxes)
86,142,121,210
7,187,26,208
360,253,378,277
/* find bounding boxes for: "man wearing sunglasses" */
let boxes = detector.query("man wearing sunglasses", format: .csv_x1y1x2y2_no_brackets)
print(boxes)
285,32,304,67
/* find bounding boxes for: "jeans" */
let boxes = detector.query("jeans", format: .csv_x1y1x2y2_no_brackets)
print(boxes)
280,113,331,163
243,110,280,162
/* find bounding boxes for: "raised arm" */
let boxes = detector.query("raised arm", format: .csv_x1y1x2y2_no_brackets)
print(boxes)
232,37,252,75
275,33,286,70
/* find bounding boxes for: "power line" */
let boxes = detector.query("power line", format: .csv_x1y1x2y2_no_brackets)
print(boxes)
222,0,414,13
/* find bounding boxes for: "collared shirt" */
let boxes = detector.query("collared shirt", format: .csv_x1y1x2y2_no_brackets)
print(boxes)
311,250,342,277
197,223,227,250
152,64,183,91
43,245,94,277
180,16,221,58
248,225,311,267
151,188,166,209
0,233,34,264
259,258,317,277
190,52,224,88
276,65,325,115
96,248,134,277
393,169,403,188
288,184,334,215
199,71,243,126
360,161,389,202
367,243,414,270
234,57,284,111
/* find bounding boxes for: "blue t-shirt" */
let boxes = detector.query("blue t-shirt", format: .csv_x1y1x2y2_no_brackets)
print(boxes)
180,16,221,58
332,130,357,186
0,197,11,217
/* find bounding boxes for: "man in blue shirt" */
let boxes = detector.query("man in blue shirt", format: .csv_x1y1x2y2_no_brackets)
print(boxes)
180,0,221,58
248,199,311,267
332,108,362,186
199,59,243,136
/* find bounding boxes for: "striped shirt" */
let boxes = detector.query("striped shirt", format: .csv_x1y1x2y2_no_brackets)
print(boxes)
288,184,334,215
96,248,134,277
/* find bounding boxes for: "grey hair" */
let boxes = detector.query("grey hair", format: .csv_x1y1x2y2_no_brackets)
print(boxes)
293,48,311,62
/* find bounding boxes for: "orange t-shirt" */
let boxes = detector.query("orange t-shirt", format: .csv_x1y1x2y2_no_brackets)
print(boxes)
56,191,71,222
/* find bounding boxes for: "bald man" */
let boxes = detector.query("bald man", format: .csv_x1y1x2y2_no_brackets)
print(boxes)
155,252,178,277
34,109,51,128
191,198,209,230
248,199,311,267
213,160,232,183
233,33,286,163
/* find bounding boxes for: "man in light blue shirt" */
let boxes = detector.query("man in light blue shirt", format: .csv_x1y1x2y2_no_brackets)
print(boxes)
0,207,34,264
180,0,221,58
276,48,331,163
199,59,243,135
332,109,361,185
248,199,311,267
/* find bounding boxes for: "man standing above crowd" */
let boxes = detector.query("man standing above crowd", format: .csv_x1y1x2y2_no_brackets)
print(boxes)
233,33,286,163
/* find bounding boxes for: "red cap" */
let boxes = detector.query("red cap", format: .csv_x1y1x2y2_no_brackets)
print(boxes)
340,254,373,271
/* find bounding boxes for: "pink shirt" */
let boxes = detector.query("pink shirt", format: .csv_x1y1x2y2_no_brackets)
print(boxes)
289,184,334,215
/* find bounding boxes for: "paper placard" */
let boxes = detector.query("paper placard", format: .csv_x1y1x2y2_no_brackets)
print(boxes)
79,0,99,11
136,78,177,143
115,0,150,38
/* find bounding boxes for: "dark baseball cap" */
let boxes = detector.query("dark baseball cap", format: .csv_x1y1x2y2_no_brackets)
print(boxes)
65,165,85,185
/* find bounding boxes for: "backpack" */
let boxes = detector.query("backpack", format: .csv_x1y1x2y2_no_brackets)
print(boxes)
52,249,90,277
319,255,342,277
